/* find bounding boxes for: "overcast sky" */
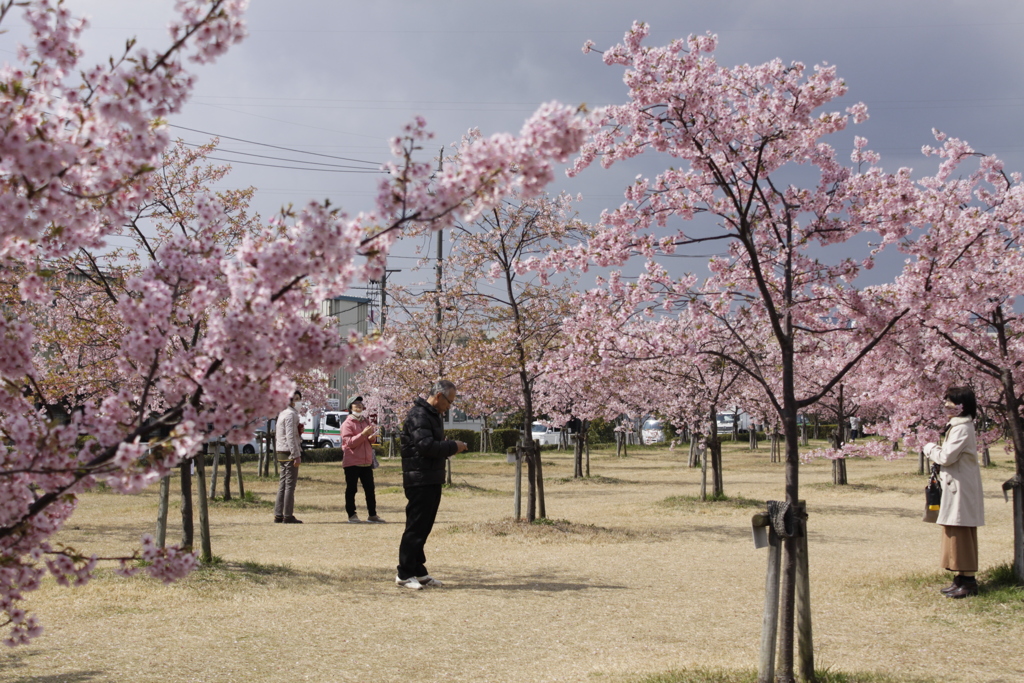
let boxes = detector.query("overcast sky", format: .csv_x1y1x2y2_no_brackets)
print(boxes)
6,1,1024,298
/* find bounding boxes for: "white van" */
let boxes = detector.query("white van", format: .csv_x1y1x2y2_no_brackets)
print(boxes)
715,412,737,433
642,418,665,444
531,422,562,446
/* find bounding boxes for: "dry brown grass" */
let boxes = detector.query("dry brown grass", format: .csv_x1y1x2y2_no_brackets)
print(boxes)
1,441,1021,683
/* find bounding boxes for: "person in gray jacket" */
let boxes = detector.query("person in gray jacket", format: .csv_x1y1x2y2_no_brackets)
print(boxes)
924,386,984,598
274,390,304,524
395,380,467,589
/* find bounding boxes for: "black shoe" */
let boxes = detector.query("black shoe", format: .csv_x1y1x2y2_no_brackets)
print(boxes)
946,579,978,599
274,515,284,523
283,516,303,524
940,575,963,594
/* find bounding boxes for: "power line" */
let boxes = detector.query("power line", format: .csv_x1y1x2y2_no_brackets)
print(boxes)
169,124,381,165
179,142,382,170
204,156,384,173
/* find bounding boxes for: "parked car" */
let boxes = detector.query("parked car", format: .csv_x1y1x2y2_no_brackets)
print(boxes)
531,422,562,446
242,420,273,455
642,418,665,444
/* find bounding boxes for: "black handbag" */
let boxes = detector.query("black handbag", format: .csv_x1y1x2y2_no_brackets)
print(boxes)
923,464,941,523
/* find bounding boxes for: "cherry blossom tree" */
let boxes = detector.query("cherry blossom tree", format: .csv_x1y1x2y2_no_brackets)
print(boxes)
445,190,590,520
848,134,1024,581
549,269,748,496
0,0,590,645
527,26,913,680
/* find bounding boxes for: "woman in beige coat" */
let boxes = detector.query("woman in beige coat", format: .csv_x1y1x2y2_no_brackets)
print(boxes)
923,386,985,599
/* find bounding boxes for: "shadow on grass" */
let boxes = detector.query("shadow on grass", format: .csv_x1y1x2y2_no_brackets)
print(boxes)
448,518,651,543
658,494,764,510
890,563,1024,624
442,481,504,496
625,666,938,683
206,491,272,509
0,650,106,683
555,475,631,485
444,566,627,593
187,559,385,590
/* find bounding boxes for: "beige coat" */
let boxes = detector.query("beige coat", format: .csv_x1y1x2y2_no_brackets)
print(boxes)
924,416,985,527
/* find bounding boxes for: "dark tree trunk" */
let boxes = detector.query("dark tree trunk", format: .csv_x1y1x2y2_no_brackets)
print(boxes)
222,443,232,501
525,440,537,522
179,459,193,552
832,457,848,486
711,438,724,497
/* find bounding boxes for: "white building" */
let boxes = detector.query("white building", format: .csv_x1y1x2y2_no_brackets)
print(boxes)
322,295,369,405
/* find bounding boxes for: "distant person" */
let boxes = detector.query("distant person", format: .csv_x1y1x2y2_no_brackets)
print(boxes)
395,380,467,589
924,386,984,599
341,395,385,524
274,390,304,524
849,415,861,441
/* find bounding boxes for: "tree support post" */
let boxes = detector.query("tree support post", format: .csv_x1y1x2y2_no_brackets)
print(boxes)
754,512,781,683
234,444,245,499
700,445,709,501
155,474,171,549
795,502,814,682
512,445,522,522
194,446,213,564
208,442,220,499
584,429,591,478
222,443,233,501
756,502,813,683
535,438,546,519
1005,477,1024,581
179,459,193,552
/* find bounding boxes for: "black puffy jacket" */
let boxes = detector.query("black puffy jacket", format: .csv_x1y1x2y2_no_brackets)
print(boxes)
401,397,457,487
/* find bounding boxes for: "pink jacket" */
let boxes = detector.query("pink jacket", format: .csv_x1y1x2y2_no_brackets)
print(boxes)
341,414,377,467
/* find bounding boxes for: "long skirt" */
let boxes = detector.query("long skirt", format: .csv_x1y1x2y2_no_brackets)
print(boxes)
940,525,978,573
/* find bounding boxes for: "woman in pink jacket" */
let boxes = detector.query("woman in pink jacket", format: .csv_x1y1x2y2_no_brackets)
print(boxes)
342,396,385,523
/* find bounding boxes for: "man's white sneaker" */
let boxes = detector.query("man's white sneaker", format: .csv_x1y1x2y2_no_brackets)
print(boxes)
348,515,362,524
396,575,422,590
417,575,444,587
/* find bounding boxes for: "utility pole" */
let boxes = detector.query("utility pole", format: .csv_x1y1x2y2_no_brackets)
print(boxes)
435,146,444,362
377,268,399,331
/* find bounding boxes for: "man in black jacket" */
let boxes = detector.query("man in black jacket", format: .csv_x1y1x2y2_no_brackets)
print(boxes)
396,380,467,589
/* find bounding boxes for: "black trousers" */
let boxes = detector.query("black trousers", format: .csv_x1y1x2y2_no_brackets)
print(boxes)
397,485,443,580
344,466,376,517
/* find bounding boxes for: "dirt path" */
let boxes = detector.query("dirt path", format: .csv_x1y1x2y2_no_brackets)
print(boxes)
1,444,1020,683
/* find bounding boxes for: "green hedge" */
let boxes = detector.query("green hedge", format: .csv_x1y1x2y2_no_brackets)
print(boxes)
295,447,345,463
445,429,481,452
588,417,617,444
490,428,523,453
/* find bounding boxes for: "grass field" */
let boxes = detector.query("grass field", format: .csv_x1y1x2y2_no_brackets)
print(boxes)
1,440,1021,683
